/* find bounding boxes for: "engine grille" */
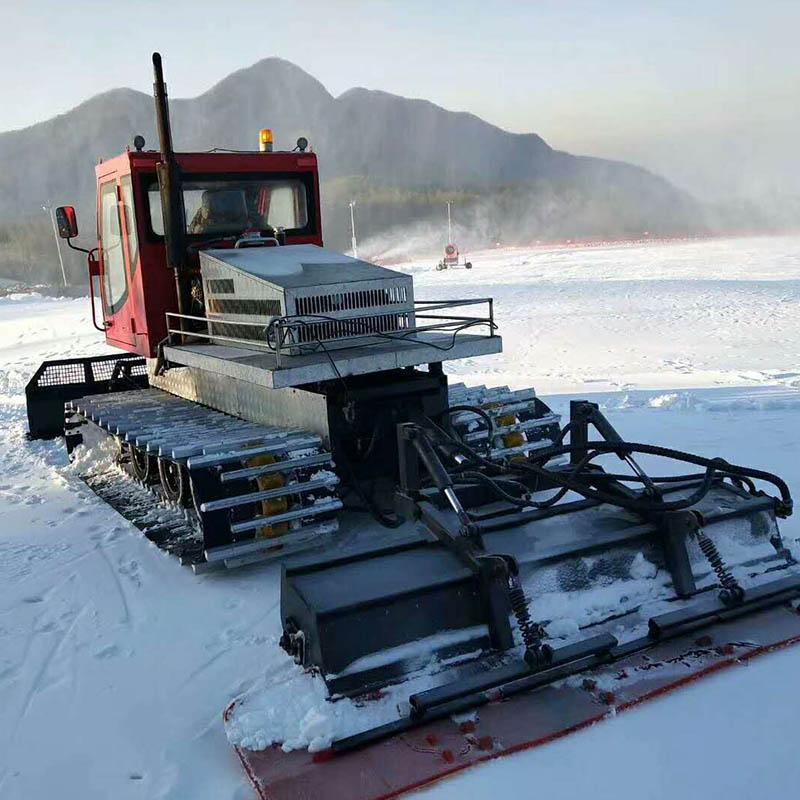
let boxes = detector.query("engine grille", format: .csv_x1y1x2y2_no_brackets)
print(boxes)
295,286,409,315
206,278,235,294
294,312,411,344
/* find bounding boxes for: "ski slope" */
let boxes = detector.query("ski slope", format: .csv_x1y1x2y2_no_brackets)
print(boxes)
1,234,799,799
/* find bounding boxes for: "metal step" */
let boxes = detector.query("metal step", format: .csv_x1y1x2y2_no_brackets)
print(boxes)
200,475,340,513
220,452,332,483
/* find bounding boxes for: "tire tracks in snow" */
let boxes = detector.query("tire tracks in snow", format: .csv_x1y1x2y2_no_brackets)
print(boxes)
4,599,88,751
179,598,280,692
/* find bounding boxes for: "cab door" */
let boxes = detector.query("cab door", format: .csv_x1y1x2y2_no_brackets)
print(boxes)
98,178,136,348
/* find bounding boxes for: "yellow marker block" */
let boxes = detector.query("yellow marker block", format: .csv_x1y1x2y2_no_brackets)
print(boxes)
494,413,524,449
502,432,525,448
244,452,290,539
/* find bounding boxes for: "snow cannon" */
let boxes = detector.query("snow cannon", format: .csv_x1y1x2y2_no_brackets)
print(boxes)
436,202,473,270
436,242,472,270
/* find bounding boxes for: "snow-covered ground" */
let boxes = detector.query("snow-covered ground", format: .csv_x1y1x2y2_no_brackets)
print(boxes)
1,235,799,799
399,234,800,394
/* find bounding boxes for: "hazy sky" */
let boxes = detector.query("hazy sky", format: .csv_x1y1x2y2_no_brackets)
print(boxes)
2,0,798,200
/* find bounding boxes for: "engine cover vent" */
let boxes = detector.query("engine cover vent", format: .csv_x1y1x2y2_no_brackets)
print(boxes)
206,278,235,294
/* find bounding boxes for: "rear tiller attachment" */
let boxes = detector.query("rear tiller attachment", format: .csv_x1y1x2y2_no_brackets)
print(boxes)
280,398,798,734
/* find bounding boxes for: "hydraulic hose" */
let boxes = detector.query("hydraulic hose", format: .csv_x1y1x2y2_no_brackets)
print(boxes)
455,471,532,507
423,418,792,518
445,405,496,445
524,441,793,516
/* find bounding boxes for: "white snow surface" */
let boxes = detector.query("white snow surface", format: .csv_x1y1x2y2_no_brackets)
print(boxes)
1,234,800,798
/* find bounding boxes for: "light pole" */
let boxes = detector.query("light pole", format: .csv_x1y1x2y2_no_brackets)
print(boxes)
349,200,358,259
42,204,68,286
446,201,452,244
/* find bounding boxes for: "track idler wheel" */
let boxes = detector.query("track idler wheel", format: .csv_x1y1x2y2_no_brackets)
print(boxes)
158,458,191,506
130,446,156,484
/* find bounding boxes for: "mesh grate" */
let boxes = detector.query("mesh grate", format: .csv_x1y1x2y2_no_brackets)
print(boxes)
209,321,268,343
208,298,282,316
91,359,147,381
38,362,86,387
207,279,235,294
295,286,408,316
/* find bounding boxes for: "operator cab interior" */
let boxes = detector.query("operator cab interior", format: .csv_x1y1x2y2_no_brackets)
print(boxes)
146,175,314,242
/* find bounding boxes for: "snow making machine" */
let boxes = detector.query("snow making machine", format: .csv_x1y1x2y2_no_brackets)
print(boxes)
25,54,800,798
436,201,472,270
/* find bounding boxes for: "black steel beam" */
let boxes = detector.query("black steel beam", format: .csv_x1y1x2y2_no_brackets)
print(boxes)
408,632,617,716
332,573,800,754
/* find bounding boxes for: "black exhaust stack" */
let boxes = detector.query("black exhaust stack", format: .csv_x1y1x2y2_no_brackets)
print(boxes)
152,52,187,324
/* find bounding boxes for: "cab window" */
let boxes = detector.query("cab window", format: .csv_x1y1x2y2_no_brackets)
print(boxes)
147,176,310,236
100,181,127,314
120,175,139,276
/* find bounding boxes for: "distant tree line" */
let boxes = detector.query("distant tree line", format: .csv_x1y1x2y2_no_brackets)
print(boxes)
2,176,797,286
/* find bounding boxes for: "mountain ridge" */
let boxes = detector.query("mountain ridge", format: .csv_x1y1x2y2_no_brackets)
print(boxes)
0,56,701,281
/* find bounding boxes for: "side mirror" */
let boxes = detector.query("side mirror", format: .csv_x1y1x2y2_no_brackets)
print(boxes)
55,206,79,239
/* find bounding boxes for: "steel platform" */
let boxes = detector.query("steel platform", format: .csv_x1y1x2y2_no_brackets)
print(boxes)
162,332,502,389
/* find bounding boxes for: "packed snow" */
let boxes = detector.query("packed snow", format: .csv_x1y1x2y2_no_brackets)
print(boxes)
1,234,800,798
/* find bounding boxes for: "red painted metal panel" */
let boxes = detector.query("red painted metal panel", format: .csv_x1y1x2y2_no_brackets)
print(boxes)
90,149,323,358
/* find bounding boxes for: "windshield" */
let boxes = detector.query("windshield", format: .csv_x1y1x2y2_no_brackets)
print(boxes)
147,177,309,236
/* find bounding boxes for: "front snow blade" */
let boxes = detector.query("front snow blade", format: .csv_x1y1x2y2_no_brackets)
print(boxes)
227,597,800,800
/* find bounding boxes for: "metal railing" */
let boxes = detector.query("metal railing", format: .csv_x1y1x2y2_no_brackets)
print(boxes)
165,297,495,367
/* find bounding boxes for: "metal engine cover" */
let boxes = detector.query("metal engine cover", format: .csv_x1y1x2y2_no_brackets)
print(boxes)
199,245,415,354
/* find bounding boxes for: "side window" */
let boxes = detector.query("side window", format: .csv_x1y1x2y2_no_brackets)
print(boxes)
120,176,139,275
148,185,164,235
100,181,127,314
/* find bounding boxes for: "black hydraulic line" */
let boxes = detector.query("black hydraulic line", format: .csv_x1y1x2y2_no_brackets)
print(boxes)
420,416,572,509
431,421,790,517
473,477,738,532
456,471,531,507
522,454,723,513
523,441,793,516
592,470,758,495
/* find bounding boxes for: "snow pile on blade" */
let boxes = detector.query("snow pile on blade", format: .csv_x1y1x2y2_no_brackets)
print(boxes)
226,644,464,753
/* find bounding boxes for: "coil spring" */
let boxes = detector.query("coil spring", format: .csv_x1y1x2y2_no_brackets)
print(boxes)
697,530,744,603
508,579,544,652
